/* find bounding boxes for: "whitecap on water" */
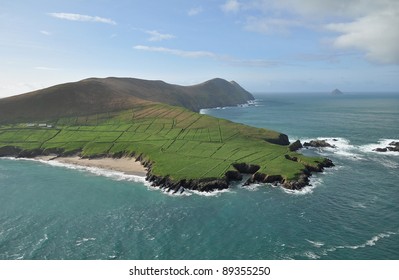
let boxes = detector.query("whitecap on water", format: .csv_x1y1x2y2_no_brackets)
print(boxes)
306,239,325,248
76,237,96,246
359,139,399,157
326,230,399,252
146,184,234,197
187,188,233,197
239,183,263,192
303,251,320,259
351,202,367,209
301,137,364,160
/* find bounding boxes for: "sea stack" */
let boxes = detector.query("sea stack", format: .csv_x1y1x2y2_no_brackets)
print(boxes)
331,88,343,95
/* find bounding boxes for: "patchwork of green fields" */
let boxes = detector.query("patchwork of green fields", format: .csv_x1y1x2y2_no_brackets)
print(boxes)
0,103,325,182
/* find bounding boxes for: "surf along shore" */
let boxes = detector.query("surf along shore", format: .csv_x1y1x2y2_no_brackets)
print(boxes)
36,156,148,177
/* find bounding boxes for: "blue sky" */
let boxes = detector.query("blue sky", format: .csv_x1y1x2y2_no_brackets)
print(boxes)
1,0,398,97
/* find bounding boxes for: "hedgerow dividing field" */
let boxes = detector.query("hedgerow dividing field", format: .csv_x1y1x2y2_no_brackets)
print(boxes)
0,103,325,182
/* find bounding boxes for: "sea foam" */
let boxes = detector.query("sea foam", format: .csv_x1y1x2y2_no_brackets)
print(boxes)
3,157,149,185
281,176,324,195
326,230,399,252
359,139,399,156
300,137,364,160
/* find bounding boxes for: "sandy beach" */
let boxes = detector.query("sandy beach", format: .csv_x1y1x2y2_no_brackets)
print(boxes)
37,156,147,177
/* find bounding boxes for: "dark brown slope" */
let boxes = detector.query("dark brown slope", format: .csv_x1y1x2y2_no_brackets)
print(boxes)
84,77,254,111
0,77,254,123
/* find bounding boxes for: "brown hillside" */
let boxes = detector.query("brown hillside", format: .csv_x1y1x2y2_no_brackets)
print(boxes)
0,77,254,123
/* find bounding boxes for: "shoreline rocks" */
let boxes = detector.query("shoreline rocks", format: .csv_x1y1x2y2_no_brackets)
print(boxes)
0,146,335,194
303,139,335,148
288,140,303,152
373,141,399,153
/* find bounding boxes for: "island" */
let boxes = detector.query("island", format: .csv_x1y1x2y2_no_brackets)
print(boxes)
331,88,343,95
0,77,333,193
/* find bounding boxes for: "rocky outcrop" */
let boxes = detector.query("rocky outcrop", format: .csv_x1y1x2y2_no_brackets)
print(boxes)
146,173,229,193
0,146,23,157
373,141,399,153
304,139,335,148
268,133,290,145
232,163,260,174
0,146,46,158
244,157,334,190
0,146,334,193
225,170,243,182
288,140,303,152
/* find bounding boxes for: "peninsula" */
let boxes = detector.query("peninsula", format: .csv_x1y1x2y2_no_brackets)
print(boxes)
0,77,333,192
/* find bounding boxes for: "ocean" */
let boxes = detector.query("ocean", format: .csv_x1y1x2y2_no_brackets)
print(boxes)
0,93,398,260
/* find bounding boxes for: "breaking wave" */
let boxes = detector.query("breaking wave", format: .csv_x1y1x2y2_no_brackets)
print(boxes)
326,230,399,252
2,157,149,185
359,139,399,156
300,137,364,160
199,99,263,114
281,176,324,196
298,137,399,167
306,239,325,248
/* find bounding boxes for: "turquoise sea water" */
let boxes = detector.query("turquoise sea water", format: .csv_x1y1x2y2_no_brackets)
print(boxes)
0,93,398,260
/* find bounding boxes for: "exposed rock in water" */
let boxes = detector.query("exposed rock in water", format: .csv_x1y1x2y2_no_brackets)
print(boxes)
146,170,229,193
288,140,303,152
373,141,399,153
244,158,334,190
304,139,335,148
388,142,399,152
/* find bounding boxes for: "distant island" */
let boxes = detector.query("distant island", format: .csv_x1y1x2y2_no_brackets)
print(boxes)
331,88,343,95
0,77,333,193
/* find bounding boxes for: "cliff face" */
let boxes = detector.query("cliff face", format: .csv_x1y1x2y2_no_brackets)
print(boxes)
0,77,254,123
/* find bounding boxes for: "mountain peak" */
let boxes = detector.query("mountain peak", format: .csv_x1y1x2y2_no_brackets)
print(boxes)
331,88,343,95
0,77,254,123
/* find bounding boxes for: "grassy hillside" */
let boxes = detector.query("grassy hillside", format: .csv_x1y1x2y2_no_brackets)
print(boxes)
0,77,253,123
0,102,330,190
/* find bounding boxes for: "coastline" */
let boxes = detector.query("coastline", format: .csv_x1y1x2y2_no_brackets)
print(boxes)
0,147,333,192
36,156,148,177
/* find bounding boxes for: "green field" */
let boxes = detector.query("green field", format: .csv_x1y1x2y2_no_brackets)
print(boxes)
0,102,327,185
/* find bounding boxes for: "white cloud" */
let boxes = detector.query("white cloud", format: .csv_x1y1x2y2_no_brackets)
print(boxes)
251,0,391,17
326,8,399,64
145,30,175,42
34,66,60,71
48,13,116,25
188,7,203,16
232,0,399,64
134,45,216,58
221,0,241,13
245,17,302,34
40,30,51,36
133,45,281,67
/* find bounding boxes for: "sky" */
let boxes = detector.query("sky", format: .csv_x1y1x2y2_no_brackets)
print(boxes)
1,0,398,97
